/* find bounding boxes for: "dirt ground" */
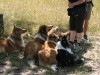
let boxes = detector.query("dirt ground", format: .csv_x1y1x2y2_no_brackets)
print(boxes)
0,34,100,75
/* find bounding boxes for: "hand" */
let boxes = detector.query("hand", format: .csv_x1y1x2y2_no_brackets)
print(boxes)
68,2,74,8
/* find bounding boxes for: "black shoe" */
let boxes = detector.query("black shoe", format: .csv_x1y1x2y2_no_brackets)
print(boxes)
83,34,88,40
69,41,75,50
83,35,90,44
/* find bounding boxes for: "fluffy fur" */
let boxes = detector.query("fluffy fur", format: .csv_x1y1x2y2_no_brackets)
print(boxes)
56,35,84,67
56,35,73,54
0,26,27,53
24,25,53,60
38,26,60,71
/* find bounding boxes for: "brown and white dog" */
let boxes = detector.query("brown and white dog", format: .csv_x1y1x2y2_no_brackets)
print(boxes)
38,26,60,71
0,25,27,53
24,25,53,60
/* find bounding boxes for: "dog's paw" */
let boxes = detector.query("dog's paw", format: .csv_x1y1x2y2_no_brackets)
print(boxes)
50,64,57,71
27,60,39,69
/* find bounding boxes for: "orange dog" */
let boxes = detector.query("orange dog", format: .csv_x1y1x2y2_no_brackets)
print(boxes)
0,26,27,53
24,25,53,60
38,26,60,71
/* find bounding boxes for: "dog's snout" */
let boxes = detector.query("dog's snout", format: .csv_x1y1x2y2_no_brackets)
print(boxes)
56,26,59,29
49,25,53,27
25,29,27,32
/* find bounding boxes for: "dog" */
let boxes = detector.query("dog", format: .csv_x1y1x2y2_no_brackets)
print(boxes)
38,26,60,71
24,25,53,60
56,34,73,54
0,25,27,53
0,38,7,53
56,35,84,67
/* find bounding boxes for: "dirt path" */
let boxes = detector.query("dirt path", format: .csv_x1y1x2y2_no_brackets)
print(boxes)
0,34,100,75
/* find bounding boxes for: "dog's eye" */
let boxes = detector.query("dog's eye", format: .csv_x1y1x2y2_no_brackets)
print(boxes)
18,29,21,31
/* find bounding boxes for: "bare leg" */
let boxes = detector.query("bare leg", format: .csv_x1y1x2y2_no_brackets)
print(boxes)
84,19,89,35
76,32,82,43
69,30,76,42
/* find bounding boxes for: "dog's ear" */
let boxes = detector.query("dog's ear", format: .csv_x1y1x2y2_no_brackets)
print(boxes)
14,25,18,29
14,25,16,29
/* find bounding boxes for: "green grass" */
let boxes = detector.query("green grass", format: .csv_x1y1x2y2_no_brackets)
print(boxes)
0,0,99,36
0,0,69,36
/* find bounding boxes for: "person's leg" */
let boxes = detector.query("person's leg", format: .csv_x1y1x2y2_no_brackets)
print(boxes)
75,32,83,51
76,16,84,44
83,3,92,42
76,33,82,43
69,15,76,43
84,19,89,35
69,31,76,43
75,7,86,52
83,19,90,42
69,15,76,49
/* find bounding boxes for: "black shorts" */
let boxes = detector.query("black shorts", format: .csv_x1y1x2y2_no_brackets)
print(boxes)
69,7,86,33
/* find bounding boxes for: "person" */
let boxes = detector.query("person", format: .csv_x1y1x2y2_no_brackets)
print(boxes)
67,0,87,52
83,0,94,44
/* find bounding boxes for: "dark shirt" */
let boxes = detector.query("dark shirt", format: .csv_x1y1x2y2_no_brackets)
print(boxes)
68,0,86,8
87,1,92,3
68,0,78,3
87,1,94,6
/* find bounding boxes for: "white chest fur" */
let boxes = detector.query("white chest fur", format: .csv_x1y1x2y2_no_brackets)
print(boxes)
34,34,46,41
7,35,25,47
21,35,25,47
55,41,73,54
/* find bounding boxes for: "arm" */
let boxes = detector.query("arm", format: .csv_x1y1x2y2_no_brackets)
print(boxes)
68,0,85,8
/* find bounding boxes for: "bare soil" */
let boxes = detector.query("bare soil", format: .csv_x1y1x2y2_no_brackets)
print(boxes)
0,34,100,75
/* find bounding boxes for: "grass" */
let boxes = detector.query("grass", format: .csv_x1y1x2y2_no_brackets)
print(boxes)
0,0,99,36
0,0,69,36
0,0,100,75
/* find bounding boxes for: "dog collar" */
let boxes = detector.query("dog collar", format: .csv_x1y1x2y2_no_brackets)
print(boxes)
46,38,57,45
34,34,46,41
7,36,25,47
7,36,15,44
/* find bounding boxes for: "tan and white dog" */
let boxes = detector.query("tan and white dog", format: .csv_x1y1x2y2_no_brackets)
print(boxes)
0,25,27,53
24,25,53,60
38,26,60,71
